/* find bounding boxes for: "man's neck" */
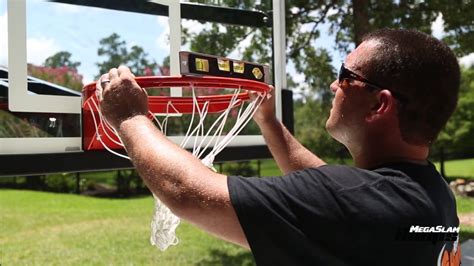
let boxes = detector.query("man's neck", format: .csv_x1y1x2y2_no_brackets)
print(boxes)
349,140,429,169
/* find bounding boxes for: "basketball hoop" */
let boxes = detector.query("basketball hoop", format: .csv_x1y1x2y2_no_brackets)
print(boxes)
82,75,271,251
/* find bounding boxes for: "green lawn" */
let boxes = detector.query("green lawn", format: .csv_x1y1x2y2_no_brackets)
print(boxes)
259,159,282,176
457,196,474,213
0,189,254,265
456,196,474,242
433,158,474,179
260,157,474,179
2,189,474,264
2,158,473,264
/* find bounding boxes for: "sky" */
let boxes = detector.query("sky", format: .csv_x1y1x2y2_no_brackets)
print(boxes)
0,0,473,86
0,0,171,83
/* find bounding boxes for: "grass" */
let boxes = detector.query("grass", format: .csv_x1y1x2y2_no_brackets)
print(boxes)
433,158,474,179
259,159,282,176
0,189,254,265
259,157,474,180
456,196,474,242
2,158,473,264
457,196,474,214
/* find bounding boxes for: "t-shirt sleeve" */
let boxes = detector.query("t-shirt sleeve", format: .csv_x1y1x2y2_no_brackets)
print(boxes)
229,167,348,227
227,164,446,265
227,166,359,263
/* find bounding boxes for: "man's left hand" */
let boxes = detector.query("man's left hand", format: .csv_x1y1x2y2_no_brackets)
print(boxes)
96,66,149,129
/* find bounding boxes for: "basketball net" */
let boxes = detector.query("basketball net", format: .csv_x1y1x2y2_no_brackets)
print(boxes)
85,82,268,251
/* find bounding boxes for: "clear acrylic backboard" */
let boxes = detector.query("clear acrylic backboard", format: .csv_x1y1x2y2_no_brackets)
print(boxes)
0,0,292,176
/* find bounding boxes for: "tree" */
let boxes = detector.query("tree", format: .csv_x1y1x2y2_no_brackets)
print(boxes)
433,66,474,176
96,33,158,78
44,51,81,70
294,98,349,161
95,33,161,195
25,51,84,91
28,64,83,91
184,0,474,162
187,0,473,92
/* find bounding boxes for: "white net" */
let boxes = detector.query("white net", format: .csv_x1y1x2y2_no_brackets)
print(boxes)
86,81,267,251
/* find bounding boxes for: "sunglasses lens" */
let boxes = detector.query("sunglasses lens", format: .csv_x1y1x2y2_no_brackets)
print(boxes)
338,65,346,85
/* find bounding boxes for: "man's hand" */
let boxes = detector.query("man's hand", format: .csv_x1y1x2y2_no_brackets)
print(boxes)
96,66,148,129
252,86,276,125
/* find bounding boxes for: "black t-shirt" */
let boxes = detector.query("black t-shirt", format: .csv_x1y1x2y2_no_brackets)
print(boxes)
228,162,460,266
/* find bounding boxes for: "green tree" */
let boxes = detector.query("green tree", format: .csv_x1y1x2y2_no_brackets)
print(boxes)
294,98,349,161
433,66,474,176
96,33,158,78
184,0,474,162
28,63,83,91
222,161,259,176
95,33,160,194
44,51,81,70
187,0,473,93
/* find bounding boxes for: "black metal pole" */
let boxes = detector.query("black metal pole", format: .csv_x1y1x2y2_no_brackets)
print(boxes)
76,172,80,194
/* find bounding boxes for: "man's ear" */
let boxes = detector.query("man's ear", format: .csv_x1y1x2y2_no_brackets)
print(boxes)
366,90,396,122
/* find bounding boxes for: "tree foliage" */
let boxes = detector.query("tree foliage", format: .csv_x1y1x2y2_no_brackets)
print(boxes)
24,51,84,91
28,63,83,92
186,0,472,93
96,33,158,78
44,51,81,70
435,66,474,157
294,98,349,160
184,0,474,160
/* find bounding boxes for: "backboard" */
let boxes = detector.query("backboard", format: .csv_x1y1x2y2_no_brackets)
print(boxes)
0,0,292,176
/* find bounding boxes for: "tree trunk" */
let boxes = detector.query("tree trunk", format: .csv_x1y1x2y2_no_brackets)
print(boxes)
352,0,371,45
116,170,132,197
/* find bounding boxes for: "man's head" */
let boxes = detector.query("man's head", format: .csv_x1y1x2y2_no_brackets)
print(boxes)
326,28,460,148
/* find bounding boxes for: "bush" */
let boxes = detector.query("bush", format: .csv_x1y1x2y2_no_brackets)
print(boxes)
222,161,258,176
44,173,77,193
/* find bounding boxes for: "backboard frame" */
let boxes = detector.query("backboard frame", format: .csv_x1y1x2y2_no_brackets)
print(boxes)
0,0,292,176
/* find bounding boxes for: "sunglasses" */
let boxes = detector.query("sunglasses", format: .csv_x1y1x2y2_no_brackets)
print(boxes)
338,63,409,102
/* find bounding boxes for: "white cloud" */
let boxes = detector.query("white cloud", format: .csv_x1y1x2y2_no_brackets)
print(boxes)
431,13,445,39
27,37,61,65
53,3,82,14
182,18,209,35
155,16,213,53
293,72,305,84
155,16,170,52
460,53,474,67
0,11,61,67
290,7,299,14
227,31,253,59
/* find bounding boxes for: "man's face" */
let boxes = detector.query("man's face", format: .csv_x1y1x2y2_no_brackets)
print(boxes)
325,40,380,144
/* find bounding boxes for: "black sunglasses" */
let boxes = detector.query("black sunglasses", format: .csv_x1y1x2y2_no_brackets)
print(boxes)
338,63,409,102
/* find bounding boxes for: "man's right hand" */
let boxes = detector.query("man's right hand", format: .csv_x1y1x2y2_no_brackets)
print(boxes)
252,86,276,125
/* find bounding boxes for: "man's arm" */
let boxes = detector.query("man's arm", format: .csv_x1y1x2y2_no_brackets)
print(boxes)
98,66,248,248
254,91,326,174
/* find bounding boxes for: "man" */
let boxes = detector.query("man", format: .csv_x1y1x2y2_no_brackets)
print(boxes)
97,29,460,265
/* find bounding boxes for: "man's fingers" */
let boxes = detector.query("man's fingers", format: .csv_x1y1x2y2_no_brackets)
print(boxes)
117,65,147,95
250,85,274,100
96,73,110,101
117,65,133,78
268,85,274,95
266,85,274,99
108,68,119,81
249,91,258,101
100,66,147,100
